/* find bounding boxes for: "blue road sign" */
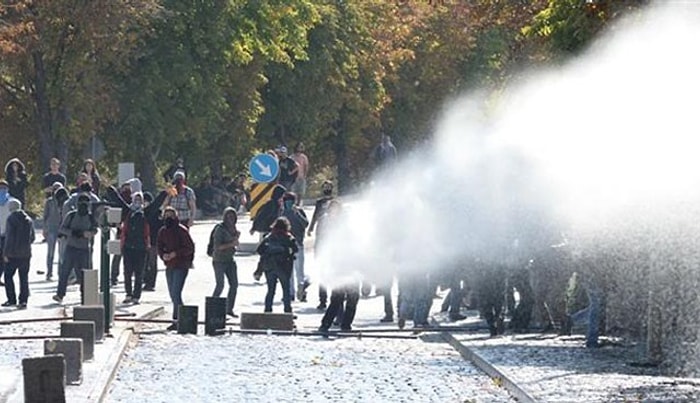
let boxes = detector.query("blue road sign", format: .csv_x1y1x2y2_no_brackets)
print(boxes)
249,153,280,183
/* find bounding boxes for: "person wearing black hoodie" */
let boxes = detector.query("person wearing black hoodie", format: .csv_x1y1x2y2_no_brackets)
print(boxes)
2,200,34,308
255,217,298,313
249,184,286,236
5,158,27,206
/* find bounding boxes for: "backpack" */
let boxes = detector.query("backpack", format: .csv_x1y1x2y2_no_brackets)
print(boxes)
260,235,294,272
206,224,220,257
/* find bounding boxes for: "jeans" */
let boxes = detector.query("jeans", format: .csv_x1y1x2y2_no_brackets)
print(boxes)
165,268,189,319
290,244,305,297
110,254,122,283
265,269,292,313
4,257,30,304
570,284,602,347
143,246,158,289
212,260,238,314
123,248,146,300
321,283,359,330
45,231,59,276
57,246,90,299
376,280,394,318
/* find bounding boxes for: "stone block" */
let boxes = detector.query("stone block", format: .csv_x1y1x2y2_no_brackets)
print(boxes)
73,305,105,341
44,338,83,385
60,321,95,361
22,355,66,403
240,312,294,331
177,305,198,335
205,297,227,336
83,270,99,306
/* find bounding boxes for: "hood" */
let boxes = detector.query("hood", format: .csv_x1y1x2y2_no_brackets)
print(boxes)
4,158,25,174
271,185,287,200
7,199,21,212
221,206,237,222
127,178,142,193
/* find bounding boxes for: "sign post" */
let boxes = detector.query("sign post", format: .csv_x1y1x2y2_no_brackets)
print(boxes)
248,154,280,219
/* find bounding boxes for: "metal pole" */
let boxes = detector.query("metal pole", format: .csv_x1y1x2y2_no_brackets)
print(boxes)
101,215,111,335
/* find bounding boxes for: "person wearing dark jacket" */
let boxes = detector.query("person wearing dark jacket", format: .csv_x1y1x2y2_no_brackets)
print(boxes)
81,159,102,196
307,181,336,310
2,200,34,308
5,158,27,206
249,185,286,235
211,207,241,317
255,217,298,313
157,207,195,330
120,192,150,304
106,186,166,291
281,192,308,302
143,191,166,291
53,194,98,304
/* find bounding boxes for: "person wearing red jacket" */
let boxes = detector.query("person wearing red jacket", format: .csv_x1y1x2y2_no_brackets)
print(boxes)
157,206,195,330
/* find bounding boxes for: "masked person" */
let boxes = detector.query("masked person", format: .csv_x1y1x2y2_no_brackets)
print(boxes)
0,180,18,287
53,194,97,304
120,192,150,304
255,217,298,313
157,207,195,330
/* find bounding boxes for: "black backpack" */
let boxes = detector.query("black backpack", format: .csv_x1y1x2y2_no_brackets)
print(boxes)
206,224,220,257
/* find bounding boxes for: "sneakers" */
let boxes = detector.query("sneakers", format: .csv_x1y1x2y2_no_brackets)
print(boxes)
227,312,239,318
317,326,330,337
166,323,177,331
142,287,155,292
398,318,406,330
37,270,45,275
18,303,27,310
379,316,394,323
296,289,307,302
449,313,467,321
316,303,327,311
131,299,140,305
45,274,53,281
52,295,63,304
123,297,133,304
1,301,16,307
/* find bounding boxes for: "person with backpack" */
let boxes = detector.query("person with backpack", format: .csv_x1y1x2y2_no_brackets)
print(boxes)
120,192,150,305
2,200,34,309
281,192,309,302
53,194,98,304
142,191,168,291
255,217,298,313
209,207,240,317
157,207,195,330
307,181,335,310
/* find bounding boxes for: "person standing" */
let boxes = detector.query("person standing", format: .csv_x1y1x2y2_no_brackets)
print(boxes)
0,180,18,287
120,192,150,305
142,191,167,291
281,192,309,302
211,207,240,317
42,158,67,198
2,200,34,309
5,158,28,206
290,142,309,205
255,217,298,313
40,185,68,279
157,207,195,330
53,194,98,304
81,159,102,196
318,281,360,334
165,171,196,228
307,181,336,310
249,184,286,235
275,146,298,190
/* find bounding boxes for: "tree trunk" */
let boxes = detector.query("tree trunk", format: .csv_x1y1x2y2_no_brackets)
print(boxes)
31,52,56,171
332,118,351,195
140,150,158,192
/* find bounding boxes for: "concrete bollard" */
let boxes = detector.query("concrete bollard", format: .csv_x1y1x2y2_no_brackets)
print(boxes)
177,305,198,335
240,312,295,331
44,338,83,385
60,321,95,361
22,355,66,403
83,269,99,306
73,305,105,342
205,297,227,336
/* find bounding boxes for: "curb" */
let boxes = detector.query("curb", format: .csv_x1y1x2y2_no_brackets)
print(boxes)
439,330,538,403
86,306,164,403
